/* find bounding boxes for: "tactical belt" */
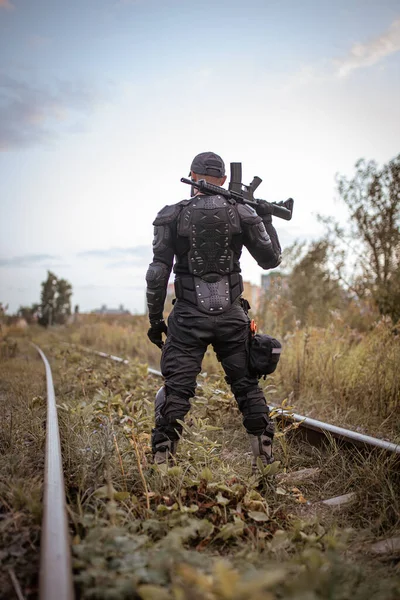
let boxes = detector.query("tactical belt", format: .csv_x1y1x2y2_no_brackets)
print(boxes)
174,273,243,314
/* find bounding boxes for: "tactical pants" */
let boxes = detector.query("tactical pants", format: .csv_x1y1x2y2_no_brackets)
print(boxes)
152,299,273,450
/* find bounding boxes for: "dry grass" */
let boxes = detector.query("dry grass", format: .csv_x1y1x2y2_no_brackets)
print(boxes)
57,341,399,600
272,317,400,438
1,322,399,599
0,342,46,599
55,312,400,437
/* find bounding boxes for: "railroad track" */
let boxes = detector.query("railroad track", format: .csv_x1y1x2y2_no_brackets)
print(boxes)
32,344,74,600
75,344,400,457
33,343,400,599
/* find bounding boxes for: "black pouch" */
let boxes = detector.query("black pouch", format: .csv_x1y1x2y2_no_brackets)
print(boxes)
240,297,251,314
249,333,282,378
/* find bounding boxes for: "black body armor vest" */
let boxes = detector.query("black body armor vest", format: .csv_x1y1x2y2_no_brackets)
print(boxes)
174,194,243,314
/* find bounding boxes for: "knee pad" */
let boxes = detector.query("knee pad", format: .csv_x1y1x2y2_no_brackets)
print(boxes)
230,377,258,398
237,388,274,436
243,413,274,436
154,386,190,425
154,386,167,423
236,387,267,416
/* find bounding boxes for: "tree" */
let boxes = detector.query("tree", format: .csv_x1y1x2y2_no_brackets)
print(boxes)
285,240,346,326
18,304,39,324
257,239,348,332
333,154,400,322
0,303,7,336
39,271,73,327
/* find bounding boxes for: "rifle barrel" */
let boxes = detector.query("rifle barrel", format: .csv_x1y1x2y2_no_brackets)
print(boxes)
180,178,293,221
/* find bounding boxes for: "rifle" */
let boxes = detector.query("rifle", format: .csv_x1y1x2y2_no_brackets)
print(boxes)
181,162,294,221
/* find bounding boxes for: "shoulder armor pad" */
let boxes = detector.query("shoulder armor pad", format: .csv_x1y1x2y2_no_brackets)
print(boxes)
153,203,182,226
237,202,260,224
153,200,191,225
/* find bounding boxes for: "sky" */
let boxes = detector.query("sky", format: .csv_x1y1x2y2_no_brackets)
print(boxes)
1,0,399,314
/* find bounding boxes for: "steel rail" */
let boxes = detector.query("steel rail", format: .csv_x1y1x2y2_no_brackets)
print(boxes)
79,347,400,456
285,410,400,454
147,367,400,455
33,344,74,600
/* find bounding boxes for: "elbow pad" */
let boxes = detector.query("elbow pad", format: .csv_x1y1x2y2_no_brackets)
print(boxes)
264,221,282,268
238,203,280,269
146,261,171,318
238,204,271,246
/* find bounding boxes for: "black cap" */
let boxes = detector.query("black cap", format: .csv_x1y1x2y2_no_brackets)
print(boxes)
190,151,225,177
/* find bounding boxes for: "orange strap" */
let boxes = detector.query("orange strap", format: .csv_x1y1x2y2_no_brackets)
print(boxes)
250,319,257,335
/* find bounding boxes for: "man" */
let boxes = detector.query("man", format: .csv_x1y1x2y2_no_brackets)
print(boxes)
146,151,282,471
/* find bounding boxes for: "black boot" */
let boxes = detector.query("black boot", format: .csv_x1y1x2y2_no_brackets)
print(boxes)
153,439,178,465
248,432,274,473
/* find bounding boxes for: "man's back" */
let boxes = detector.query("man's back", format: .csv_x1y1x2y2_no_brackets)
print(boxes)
147,192,281,319
145,152,282,471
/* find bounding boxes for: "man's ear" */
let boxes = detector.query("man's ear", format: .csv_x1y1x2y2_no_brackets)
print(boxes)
220,175,227,185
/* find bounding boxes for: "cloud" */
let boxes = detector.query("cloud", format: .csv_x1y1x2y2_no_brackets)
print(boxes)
278,63,328,93
335,17,400,77
0,254,60,267
0,74,100,150
0,0,14,10
78,246,151,262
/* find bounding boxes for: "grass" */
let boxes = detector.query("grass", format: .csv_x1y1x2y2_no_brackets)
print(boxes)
274,317,400,438
0,341,46,599
0,320,399,599
53,312,400,438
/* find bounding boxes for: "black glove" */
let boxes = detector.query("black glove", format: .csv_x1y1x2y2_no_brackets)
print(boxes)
256,198,294,221
254,201,272,220
147,319,168,349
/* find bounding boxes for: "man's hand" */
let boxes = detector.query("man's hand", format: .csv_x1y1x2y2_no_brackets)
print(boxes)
255,197,294,221
254,201,273,220
147,319,168,349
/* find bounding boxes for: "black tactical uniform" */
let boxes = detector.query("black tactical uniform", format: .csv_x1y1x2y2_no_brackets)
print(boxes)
146,152,282,468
